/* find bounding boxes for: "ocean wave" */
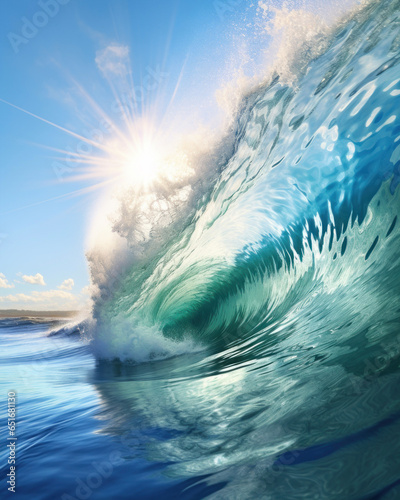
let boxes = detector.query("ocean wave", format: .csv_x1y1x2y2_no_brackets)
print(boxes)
85,0,400,363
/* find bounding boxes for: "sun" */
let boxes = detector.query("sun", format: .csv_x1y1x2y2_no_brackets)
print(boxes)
0,98,180,200
121,141,161,187
46,118,168,194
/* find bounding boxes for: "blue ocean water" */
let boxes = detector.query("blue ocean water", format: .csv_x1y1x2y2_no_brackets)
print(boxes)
2,0,400,498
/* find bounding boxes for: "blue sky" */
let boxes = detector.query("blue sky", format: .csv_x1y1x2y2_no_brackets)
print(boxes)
0,0,272,310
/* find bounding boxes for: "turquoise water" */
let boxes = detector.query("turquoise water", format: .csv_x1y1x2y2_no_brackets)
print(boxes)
2,0,400,498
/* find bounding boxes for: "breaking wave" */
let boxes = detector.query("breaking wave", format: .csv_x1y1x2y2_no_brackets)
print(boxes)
83,0,400,366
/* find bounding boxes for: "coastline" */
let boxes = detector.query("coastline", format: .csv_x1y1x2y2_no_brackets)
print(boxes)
0,309,79,319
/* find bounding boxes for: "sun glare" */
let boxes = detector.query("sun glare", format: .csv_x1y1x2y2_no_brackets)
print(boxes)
122,142,161,186
0,64,188,202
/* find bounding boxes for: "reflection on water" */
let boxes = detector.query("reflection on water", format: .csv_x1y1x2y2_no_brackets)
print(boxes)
91,345,400,498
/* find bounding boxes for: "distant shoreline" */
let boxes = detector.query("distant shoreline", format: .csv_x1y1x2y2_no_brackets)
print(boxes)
0,309,79,319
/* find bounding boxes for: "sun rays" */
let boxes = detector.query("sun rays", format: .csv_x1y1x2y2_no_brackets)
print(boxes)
0,47,183,207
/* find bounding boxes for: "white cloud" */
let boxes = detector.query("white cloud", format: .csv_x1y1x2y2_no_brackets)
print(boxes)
0,289,79,310
0,273,14,289
58,278,74,291
0,287,92,311
22,273,46,286
81,285,92,296
95,44,130,77
0,290,73,303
